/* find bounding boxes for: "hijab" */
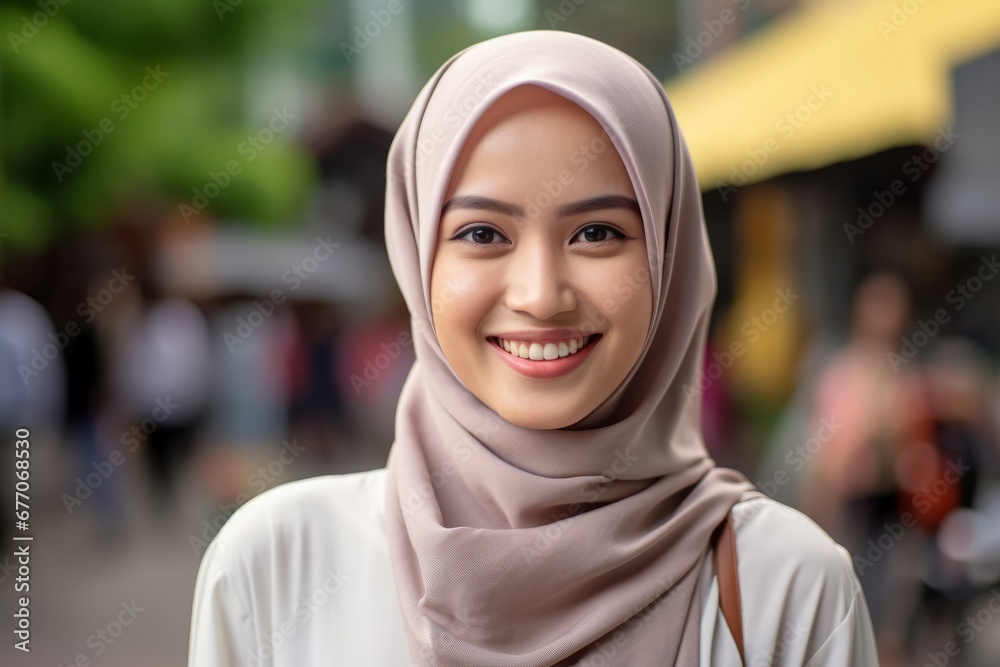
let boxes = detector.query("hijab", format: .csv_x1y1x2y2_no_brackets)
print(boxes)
382,29,757,666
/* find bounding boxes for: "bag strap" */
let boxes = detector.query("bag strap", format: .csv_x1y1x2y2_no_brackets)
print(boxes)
711,495,758,667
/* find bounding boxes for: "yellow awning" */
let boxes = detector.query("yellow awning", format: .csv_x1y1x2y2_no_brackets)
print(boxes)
663,0,1000,190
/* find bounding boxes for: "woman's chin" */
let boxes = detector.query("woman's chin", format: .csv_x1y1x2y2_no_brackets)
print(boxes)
493,399,588,430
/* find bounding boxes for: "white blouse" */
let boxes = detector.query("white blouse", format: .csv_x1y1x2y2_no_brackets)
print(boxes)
189,468,879,666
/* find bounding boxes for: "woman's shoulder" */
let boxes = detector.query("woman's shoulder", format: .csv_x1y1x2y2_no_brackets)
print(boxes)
225,466,388,529
190,467,409,664
238,466,388,516
201,466,390,574
731,491,859,598
723,493,877,665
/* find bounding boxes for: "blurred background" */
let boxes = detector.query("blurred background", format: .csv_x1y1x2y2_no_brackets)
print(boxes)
1,0,999,664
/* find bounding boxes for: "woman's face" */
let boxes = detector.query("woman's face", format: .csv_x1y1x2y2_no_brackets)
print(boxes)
429,84,653,430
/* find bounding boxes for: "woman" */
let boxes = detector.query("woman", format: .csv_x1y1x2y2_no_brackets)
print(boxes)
189,30,878,666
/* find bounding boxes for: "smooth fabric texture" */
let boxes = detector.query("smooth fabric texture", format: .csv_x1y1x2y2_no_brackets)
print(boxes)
382,29,757,666
188,468,880,666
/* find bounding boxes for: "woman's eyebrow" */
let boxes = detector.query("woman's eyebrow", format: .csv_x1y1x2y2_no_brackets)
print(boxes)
441,194,641,219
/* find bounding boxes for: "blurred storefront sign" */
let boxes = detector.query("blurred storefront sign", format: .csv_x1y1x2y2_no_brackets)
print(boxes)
663,0,1000,192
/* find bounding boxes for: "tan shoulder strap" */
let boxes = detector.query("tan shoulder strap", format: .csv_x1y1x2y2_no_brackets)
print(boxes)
712,509,745,665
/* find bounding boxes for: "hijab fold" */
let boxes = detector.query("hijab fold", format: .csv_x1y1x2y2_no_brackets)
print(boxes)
383,30,757,666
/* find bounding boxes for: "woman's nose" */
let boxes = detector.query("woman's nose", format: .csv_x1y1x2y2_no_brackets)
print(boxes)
503,241,577,319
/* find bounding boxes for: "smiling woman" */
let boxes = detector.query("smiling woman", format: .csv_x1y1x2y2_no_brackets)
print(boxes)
431,85,652,429
189,30,879,667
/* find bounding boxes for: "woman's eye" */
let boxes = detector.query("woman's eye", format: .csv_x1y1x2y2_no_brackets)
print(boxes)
571,224,625,244
454,226,509,246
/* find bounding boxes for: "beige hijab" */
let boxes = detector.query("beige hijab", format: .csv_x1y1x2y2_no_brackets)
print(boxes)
383,30,757,666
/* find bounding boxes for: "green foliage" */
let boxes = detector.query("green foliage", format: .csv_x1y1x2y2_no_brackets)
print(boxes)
0,0,318,249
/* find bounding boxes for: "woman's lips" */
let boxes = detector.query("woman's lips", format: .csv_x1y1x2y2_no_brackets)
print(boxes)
487,334,601,379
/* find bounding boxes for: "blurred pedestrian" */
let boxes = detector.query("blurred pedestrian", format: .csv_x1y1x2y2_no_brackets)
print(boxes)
799,272,928,642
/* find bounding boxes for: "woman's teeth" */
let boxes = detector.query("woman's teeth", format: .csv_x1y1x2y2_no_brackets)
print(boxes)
497,336,591,360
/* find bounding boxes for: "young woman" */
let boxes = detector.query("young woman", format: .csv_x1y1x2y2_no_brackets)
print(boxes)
189,30,879,666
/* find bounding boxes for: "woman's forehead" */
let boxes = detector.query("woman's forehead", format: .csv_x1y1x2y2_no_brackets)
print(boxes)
443,85,634,203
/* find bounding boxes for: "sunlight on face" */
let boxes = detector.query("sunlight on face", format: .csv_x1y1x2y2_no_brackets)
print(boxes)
430,84,653,429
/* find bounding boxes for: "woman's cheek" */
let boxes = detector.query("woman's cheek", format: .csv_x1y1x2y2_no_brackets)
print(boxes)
432,262,488,347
